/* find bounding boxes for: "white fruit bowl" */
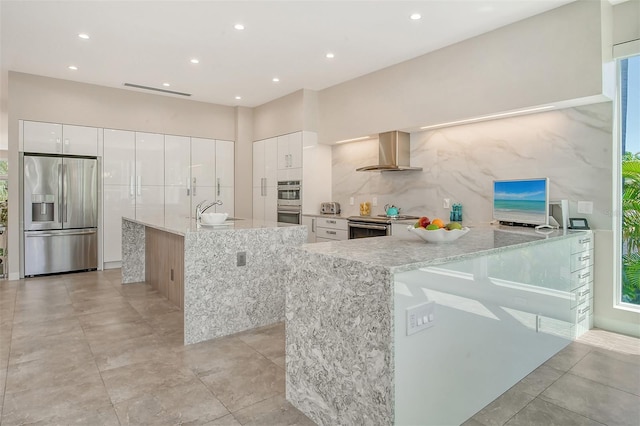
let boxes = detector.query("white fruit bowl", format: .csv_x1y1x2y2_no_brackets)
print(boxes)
200,212,228,225
407,226,470,243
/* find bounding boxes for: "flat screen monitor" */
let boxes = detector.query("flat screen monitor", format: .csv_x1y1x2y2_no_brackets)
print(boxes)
493,178,549,227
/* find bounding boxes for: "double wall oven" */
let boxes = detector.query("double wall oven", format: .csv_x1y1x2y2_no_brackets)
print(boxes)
347,215,419,239
277,180,301,224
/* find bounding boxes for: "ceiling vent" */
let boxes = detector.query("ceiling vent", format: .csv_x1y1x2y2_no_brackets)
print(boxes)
123,83,191,97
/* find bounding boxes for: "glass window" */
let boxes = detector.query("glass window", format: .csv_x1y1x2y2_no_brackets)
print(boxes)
620,54,640,306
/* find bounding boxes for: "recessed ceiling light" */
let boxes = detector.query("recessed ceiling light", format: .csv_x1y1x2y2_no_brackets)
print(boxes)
78,33,90,40
234,23,245,30
272,77,280,83
235,96,242,100
325,52,335,59
163,82,170,87
410,13,422,20
190,58,200,64
68,65,78,70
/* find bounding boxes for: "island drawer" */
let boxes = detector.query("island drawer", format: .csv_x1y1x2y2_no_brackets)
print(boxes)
317,227,348,241
570,264,593,290
571,234,593,254
570,249,593,272
316,217,347,230
570,284,591,309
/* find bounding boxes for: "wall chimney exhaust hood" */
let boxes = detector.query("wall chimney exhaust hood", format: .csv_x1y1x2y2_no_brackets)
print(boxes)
356,131,422,172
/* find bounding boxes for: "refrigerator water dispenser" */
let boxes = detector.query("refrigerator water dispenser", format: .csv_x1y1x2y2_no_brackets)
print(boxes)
31,194,55,222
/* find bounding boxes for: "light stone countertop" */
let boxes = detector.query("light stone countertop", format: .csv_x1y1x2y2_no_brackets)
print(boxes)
301,213,347,219
122,216,301,237
297,225,588,274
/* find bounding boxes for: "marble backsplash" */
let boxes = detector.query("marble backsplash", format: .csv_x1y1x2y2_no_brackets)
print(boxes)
332,102,613,230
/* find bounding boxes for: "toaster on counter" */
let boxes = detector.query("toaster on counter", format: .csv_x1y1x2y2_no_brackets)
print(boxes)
321,202,341,215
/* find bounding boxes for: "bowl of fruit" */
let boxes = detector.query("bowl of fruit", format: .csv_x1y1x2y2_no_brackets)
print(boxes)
408,217,469,243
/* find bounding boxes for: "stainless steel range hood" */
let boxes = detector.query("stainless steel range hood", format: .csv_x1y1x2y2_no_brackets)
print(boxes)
356,131,422,172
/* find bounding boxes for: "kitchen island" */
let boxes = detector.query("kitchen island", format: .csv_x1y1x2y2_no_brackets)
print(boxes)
284,226,593,425
121,217,306,344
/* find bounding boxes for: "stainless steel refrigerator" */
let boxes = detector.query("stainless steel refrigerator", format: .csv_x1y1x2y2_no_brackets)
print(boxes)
22,155,98,276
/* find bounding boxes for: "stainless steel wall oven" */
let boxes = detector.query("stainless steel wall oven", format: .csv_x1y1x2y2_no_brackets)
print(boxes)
277,180,301,224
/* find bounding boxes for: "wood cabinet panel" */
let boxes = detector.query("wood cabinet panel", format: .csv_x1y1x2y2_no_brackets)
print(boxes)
145,227,184,309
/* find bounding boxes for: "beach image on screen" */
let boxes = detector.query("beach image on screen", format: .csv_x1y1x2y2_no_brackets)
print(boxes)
493,179,548,224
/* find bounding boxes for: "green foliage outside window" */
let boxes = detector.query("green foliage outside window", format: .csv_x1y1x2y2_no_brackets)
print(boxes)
622,152,640,304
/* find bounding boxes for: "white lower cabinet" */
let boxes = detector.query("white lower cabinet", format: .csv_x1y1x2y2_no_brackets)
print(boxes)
315,217,348,242
302,216,317,243
103,185,135,263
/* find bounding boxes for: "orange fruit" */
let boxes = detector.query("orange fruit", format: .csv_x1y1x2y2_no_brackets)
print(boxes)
431,218,445,228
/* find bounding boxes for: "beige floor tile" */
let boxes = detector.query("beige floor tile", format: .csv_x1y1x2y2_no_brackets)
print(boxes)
2,380,116,425
128,296,182,317
504,398,604,426
77,304,143,328
101,359,198,404
9,328,93,366
199,356,285,412
542,341,593,372
175,336,263,377
471,388,536,426
146,309,184,336
10,315,82,339
540,373,640,426
237,322,285,361
114,378,229,425
92,333,178,372
5,357,103,394
83,318,155,348
232,393,315,426
509,364,564,397
202,414,243,425
72,295,134,315
569,350,640,396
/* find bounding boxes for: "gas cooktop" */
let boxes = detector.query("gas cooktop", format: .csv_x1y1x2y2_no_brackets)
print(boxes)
347,215,420,224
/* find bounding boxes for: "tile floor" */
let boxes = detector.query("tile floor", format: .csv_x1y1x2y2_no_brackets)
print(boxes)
0,270,638,425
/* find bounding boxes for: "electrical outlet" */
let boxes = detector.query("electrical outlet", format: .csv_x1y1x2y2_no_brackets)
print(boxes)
372,197,378,206
407,301,436,335
237,251,246,266
349,197,354,205
577,201,593,214
443,198,450,209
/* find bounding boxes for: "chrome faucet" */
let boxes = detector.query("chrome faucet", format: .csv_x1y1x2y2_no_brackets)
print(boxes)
195,200,223,223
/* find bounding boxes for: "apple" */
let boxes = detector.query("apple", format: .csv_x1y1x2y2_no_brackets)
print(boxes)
419,216,430,228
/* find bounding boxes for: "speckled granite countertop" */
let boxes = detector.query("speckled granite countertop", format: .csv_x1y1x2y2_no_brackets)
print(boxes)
122,216,301,237
298,225,588,274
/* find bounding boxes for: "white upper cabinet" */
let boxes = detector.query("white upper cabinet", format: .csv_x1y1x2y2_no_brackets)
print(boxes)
103,129,135,186
23,121,62,154
135,132,164,186
277,133,302,169
191,137,216,187
23,121,98,156
164,135,190,187
62,125,98,156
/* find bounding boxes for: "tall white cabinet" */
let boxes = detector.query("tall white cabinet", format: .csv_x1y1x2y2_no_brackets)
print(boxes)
165,135,191,229
190,138,235,217
253,131,331,223
102,130,234,266
252,138,278,222
134,132,165,227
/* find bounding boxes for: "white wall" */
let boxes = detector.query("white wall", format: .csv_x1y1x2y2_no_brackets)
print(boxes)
318,0,611,144
333,102,639,338
7,72,237,279
235,106,253,219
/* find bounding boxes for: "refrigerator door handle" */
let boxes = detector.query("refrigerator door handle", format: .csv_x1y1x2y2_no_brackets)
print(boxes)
58,163,63,223
25,230,97,237
62,164,68,224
